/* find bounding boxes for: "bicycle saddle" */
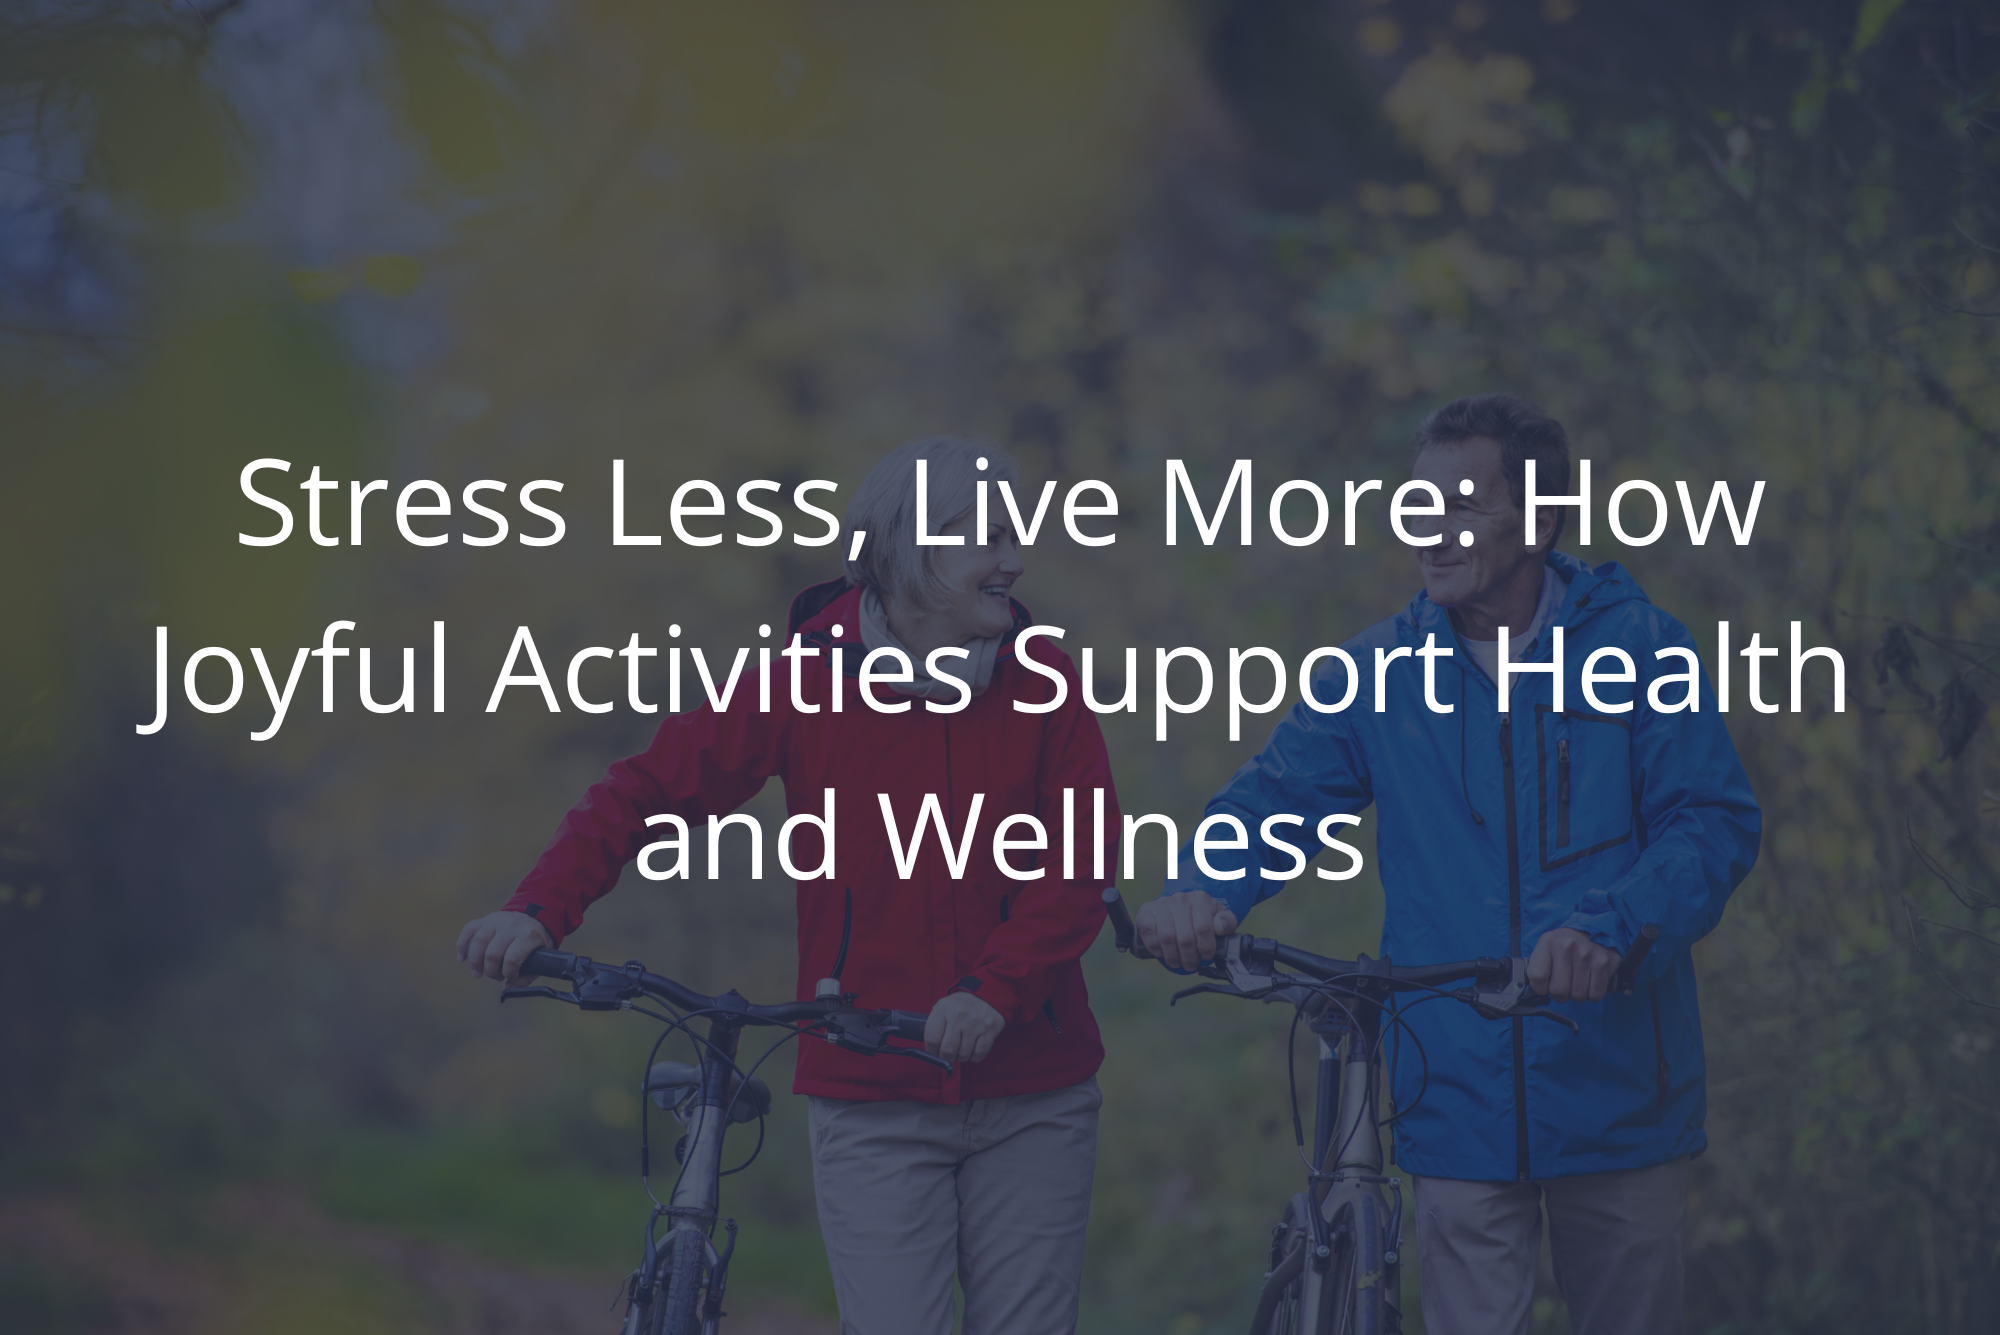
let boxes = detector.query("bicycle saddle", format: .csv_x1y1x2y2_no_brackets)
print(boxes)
646,1061,773,1123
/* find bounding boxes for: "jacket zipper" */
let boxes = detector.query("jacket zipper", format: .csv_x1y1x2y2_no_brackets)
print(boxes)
1002,884,1064,1032
1556,737,1571,848
941,716,958,1091
1501,715,1529,1182
1648,982,1670,1110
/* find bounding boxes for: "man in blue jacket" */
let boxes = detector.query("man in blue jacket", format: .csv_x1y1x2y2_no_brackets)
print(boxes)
1136,394,1760,1335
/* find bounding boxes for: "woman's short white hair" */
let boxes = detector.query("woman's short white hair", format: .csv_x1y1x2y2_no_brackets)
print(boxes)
843,437,1021,610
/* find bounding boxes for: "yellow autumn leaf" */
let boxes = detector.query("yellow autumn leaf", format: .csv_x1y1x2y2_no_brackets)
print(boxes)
1383,47,1534,170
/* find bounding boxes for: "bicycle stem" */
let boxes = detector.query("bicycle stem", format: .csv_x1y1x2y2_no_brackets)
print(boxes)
668,1014,745,1233
1323,1011,1386,1183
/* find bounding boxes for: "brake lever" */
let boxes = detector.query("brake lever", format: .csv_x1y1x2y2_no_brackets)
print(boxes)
1170,982,1251,1006
1467,958,1533,1016
823,1013,955,1072
500,985,572,1004
1454,982,1584,1033
883,1045,953,1072
1509,1005,1580,1033
1219,934,1278,997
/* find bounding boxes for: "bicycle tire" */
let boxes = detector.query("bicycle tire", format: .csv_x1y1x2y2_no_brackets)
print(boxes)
1248,1196,1310,1335
1248,1255,1312,1335
1330,1191,1384,1335
1247,1192,1384,1335
650,1230,707,1335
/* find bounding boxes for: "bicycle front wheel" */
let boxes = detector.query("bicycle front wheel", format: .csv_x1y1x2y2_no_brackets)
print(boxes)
1325,1191,1384,1335
1247,1192,1383,1335
650,1230,707,1335
1248,1194,1314,1335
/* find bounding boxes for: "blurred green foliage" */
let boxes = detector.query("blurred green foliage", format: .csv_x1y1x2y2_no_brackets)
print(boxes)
0,1255,115,1334
2,1,1997,1332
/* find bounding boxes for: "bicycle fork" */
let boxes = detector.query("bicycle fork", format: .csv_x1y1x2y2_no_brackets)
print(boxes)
627,1017,746,1334
1296,1008,1405,1331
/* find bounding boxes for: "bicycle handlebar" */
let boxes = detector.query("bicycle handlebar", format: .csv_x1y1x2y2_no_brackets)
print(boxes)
507,948,941,1065
1610,923,1659,994
1101,887,1154,960
882,1011,929,1043
519,948,803,1019
1102,888,1660,1013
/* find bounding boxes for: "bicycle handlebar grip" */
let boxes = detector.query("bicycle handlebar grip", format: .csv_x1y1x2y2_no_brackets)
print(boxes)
1611,924,1660,995
1100,888,1154,960
886,1010,929,1043
520,948,576,980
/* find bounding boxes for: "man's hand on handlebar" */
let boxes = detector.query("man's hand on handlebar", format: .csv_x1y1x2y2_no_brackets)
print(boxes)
1527,927,1620,1003
924,990,1004,1063
1134,890,1239,972
457,910,553,985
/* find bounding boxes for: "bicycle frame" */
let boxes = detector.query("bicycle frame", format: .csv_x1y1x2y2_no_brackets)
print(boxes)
673,1013,745,1233
505,948,941,1335
623,1013,744,1335
1100,892,1657,1335
1293,996,1403,1333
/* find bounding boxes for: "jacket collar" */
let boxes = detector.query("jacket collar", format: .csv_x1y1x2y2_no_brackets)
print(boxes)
1403,550,1649,643
787,579,1033,675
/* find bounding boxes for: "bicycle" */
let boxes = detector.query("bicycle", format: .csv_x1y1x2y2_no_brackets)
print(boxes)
501,946,948,1335
1101,890,1656,1335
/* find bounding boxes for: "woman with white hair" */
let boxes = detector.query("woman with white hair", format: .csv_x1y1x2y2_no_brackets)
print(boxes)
458,437,1119,1335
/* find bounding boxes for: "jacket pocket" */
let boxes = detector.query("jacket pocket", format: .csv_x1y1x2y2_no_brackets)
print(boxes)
1536,707,1634,870
1556,737,1571,848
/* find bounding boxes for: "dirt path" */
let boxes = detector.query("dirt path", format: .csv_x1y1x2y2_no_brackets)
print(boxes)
0,1188,837,1335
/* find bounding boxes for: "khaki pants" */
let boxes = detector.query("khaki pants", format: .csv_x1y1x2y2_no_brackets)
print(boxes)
807,1078,1100,1335
1412,1156,1689,1335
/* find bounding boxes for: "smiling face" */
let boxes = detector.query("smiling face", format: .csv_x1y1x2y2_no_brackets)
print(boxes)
897,509,1025,647
1408,437,1555,633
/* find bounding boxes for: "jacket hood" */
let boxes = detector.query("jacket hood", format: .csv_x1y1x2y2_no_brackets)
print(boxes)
1402,549,1650,641
786,578,1032,673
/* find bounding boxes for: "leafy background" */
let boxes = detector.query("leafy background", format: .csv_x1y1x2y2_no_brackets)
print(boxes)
2,1,1996,1332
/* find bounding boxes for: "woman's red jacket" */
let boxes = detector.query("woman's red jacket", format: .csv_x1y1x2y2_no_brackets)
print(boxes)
502,581,1119,1104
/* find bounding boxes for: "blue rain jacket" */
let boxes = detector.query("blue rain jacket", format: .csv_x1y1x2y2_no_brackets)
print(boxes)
1164,551,1760,1181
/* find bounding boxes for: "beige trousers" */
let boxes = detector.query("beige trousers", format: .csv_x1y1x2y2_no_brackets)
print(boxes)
806,1078,1100,1335
1412,1156,1690,1335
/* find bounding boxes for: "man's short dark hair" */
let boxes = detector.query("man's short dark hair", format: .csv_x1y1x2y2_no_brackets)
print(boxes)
1413,393,1572,549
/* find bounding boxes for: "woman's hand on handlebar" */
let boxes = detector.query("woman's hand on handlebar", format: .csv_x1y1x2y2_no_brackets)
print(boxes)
457,910,553,984
924,991,1004,1063
1134,891,1239,972
1527,927,1620,1003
